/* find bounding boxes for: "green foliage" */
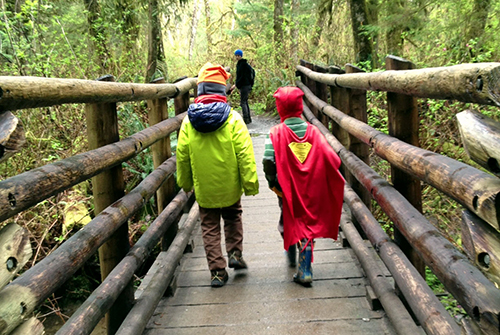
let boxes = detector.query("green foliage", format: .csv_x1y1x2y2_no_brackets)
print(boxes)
426,267,467,317
2,0,500,324
117,102,155,192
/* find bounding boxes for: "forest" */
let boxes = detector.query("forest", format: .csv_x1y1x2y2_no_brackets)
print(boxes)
1,0,500,329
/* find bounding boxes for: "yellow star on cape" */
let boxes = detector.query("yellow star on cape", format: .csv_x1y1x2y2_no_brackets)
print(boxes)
288,142,312,163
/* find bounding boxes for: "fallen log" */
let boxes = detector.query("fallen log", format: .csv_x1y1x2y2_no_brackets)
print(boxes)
0,112,25,163
456,109,500,177
0,223,31,288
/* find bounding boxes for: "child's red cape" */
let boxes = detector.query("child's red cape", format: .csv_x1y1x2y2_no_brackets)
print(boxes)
270,122,345,251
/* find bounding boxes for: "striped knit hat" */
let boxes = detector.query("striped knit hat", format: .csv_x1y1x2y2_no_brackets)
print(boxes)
197,63,230,96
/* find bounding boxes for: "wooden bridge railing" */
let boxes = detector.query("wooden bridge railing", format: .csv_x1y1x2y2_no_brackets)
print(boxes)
0,76,198,335
296,56,500,335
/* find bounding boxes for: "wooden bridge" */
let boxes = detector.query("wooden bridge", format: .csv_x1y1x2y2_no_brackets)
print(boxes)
1,56,500,335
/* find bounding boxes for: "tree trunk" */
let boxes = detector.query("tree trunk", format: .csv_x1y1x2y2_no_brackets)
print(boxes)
349,0,373,66
366,0,379,68
291,0,300,65
116,0,139,51
188,0,200,60
84,0,109,69
204,0,212,57
312,0,332,47
146,0,164,83
273,0,284,65
466,0,491,47
386,0,405,57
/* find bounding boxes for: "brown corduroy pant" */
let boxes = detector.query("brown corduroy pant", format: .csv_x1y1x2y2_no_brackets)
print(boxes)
199,199,244,271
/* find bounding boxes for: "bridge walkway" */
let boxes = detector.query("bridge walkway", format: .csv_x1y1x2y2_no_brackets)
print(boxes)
143,117,397,334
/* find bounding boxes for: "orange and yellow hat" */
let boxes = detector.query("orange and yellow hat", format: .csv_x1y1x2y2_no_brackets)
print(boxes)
197,63,230,85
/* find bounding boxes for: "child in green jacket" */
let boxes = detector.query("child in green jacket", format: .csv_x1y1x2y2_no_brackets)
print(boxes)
177,63,259,287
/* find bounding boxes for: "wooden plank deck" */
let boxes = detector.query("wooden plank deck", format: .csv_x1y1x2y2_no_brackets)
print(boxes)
143,121,397,334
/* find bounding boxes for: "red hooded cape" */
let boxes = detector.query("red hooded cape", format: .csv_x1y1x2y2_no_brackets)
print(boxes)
270,87,345,252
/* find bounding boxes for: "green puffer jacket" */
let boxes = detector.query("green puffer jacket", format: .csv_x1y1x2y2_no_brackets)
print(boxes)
176,106,259,208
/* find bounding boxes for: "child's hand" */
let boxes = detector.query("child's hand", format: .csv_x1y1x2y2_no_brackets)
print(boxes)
271,187,283,197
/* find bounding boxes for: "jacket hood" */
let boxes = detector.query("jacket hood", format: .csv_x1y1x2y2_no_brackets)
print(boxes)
273,86,304,122
187,102,231,133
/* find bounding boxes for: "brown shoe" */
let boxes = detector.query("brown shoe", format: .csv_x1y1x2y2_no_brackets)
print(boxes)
228,250,248,270
211,269,228,287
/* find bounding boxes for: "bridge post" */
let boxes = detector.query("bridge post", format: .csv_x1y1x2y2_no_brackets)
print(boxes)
300,60,318,119
345,64,371,213
313,64,329,128
147,77,177,253
157,77,192,252
328,66,351,187
385,55,426,280
85,75,134,335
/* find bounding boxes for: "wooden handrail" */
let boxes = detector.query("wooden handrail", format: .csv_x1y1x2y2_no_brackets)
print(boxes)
0,113,185,223
296,62,500,106
301,102,500,334
340,208,424,335
55,190,192,335
297,80,500,232
0,77,197,112
343,185,460,334
116,203,200,335
0,157,177,335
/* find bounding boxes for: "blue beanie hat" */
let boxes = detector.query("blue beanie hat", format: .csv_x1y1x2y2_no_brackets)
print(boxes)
234,49,243,57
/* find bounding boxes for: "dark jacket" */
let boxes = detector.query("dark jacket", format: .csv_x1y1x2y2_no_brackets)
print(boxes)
187,102,231,133
235,59,254,89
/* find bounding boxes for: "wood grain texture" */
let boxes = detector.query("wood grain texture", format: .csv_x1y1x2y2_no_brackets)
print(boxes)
296,62,500,106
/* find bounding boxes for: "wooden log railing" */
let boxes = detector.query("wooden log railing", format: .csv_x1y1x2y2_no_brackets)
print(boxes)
0,76,196,112
0,223,41,334
338,205,424,335
0,76,198,335
297,59,500,334
296,62,500,106
54,190,193,335
342,184,460,334
0,223,31,289
304,104,463,335
296,79,500,232
296,57,500,335
116,203,200,335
